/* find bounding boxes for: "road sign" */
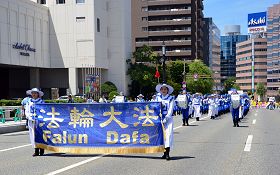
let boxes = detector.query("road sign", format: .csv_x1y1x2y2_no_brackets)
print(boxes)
194,74,198,81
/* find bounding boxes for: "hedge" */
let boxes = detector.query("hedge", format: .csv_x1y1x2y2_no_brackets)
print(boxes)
0,98,85,106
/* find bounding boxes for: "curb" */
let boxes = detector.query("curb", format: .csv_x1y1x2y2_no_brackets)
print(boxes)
0,122,28,134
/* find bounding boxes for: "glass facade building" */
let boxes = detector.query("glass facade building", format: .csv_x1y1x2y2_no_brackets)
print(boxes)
203,18,221,90
220,32,248,83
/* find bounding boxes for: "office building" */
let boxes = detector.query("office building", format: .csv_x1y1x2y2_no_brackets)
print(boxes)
267,4,280,96
0,0,131,99
220,25,248,83
236,38,267,92
203,17,221,90
132,0,204,61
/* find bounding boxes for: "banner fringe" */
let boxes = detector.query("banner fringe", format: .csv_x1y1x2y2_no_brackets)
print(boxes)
36,143,164,154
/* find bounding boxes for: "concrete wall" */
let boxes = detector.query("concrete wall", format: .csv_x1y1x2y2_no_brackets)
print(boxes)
0,0,49,67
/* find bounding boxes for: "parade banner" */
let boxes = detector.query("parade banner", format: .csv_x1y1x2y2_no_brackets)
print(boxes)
34,102,164,154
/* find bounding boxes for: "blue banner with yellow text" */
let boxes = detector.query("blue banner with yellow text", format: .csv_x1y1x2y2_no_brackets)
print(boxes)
34,102,164,154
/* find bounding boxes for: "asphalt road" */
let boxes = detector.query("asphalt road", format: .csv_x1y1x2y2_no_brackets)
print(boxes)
0,108,279,175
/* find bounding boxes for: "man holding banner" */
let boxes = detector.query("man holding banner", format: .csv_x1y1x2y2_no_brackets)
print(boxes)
25,88,45,156
155,83,175,161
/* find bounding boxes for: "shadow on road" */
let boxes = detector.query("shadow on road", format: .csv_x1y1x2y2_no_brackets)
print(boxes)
104,155,195,160
43,153,195,160
237,125,249,128
43,153,101,157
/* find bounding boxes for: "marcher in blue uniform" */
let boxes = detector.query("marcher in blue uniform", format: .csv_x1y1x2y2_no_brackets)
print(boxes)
136,94,145,102
25,88,45,156
208,94,216,119
21,93,31,127
192,93,202,121
155,84,174,161
230,90,241,127
150,94,157,102
176,90,189,126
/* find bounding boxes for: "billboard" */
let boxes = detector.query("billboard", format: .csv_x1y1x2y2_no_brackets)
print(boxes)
85,74,100,94
248,12,267,34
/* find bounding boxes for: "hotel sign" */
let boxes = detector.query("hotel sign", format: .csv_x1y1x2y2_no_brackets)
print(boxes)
12,42,36,56
248,12,267,34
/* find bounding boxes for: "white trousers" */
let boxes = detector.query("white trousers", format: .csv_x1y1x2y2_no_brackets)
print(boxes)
28,120,36,148
193,105,201,118
208,105,215,117
163,119,174,148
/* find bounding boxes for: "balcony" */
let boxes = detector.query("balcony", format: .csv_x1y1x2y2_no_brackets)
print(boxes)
148,30,191,36
148,19,191,26
136,40,191,47
148,9,191,16
147,0,192,6
155,50,192,57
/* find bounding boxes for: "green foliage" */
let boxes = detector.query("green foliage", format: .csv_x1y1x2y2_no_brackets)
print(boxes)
44,100,68,103
0,100,22,106
127,45,159,97
168,60,187,84
223,77,239,93
101,81,117,95
108,91,119,100
232,84,241,90
167,80,182,95
185,60,214,94
133,45,158,63
256,83,266,97
166,60,189,94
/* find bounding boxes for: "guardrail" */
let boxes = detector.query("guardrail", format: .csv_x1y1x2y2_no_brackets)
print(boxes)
0,106,22,123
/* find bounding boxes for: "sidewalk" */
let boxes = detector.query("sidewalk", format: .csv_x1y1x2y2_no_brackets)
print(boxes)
0,120,27,134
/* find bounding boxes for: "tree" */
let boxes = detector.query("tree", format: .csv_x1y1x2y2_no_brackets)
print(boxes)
223,77,240,93
185,60,214,94
127,45,158,98
101,81,117,96
166,60,189,95
168,60,188,84
108,91,119,101
256,83,266,101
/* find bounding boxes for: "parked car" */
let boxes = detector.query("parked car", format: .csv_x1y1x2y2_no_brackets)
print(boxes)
57,96,68,101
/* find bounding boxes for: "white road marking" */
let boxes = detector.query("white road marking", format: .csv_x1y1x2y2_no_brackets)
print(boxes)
252,119,256,124
46,154,107,175
174,116,209,130
46,115,210,174
244,135,253,152
254,113,258,116
2,131,29,136
0,144,31,152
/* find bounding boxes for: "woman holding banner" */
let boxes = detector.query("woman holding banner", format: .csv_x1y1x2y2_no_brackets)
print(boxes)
155,84,175,161
25,88,45,157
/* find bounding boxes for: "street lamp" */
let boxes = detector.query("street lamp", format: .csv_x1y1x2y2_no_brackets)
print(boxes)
160,41,167,83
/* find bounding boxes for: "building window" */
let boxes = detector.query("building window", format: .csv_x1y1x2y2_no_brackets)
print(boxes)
76,0,85,3
37,0,46,4
76,17,85,22
142,7,148,12
142,17,148,21
142,27,148,31
97,18,100,32
56,0,65,4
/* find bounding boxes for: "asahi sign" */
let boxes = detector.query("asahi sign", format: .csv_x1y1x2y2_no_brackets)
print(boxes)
248,12,267,34
12,42,36,56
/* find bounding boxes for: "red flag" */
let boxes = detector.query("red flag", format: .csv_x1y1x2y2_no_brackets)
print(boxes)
155,68,160,78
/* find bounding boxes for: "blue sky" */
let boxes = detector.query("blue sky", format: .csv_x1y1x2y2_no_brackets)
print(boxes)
204,0,280,35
